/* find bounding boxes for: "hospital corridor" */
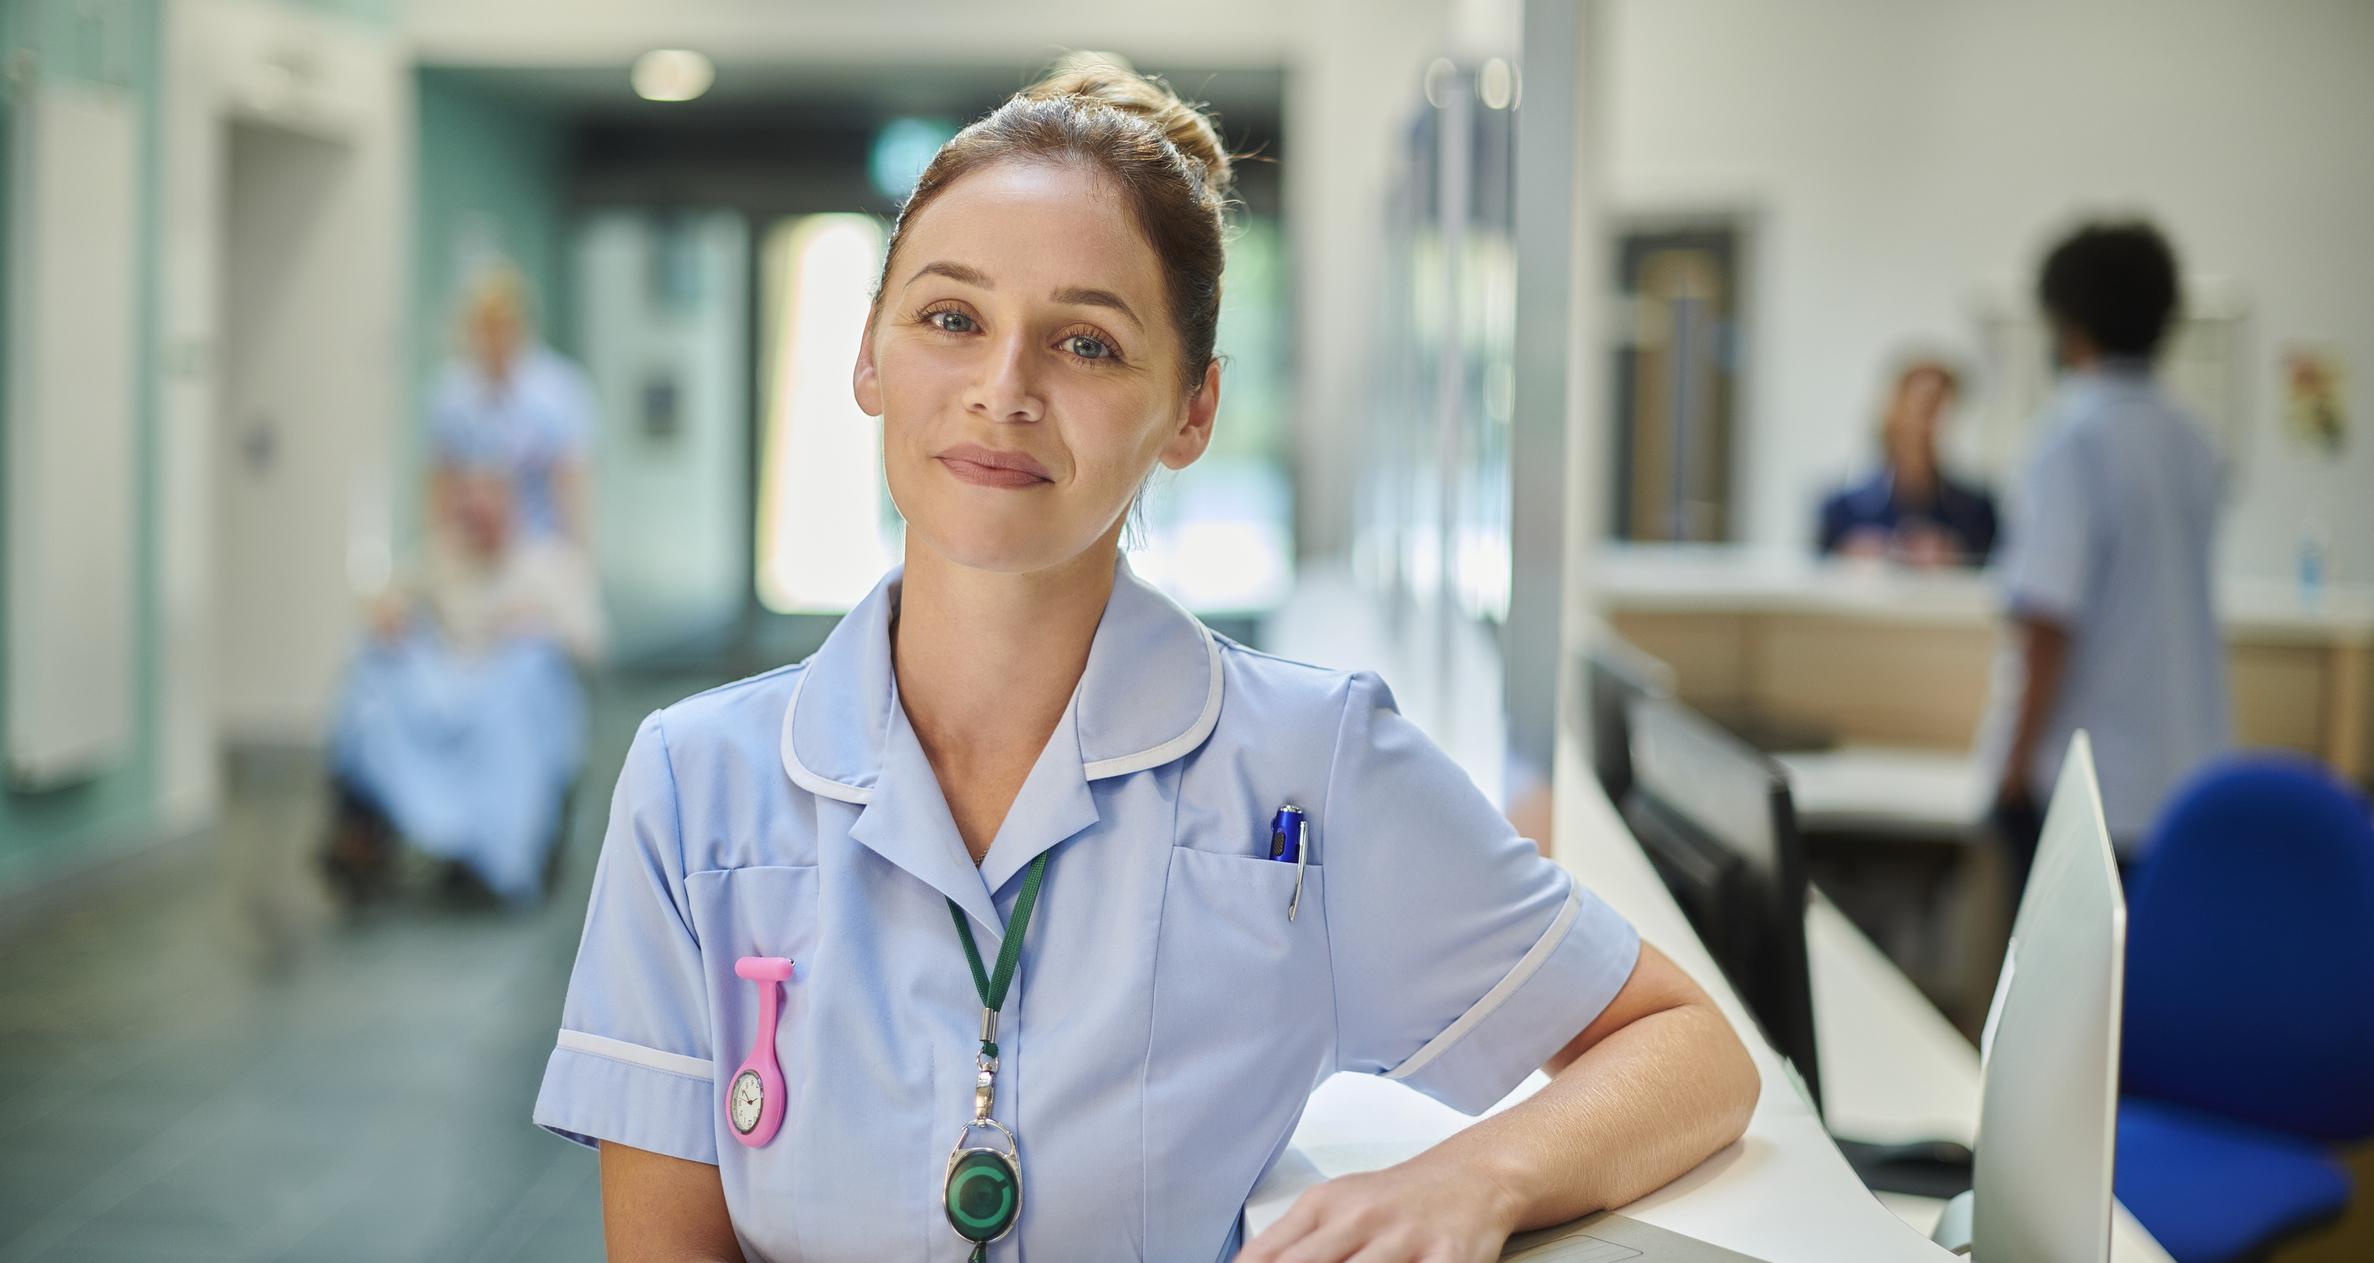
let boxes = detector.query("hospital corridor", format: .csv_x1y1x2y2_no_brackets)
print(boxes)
4,1,2373,1261
0,673,703,1259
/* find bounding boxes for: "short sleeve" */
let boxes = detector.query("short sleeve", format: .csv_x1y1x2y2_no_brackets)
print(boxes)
542,357,598,460
1999,433,2095,623
532,713,719,1164
1321,672,1642,1114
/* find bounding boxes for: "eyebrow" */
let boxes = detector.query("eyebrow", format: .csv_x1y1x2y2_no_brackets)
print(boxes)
904,260,1144,331
1051,286,1144,331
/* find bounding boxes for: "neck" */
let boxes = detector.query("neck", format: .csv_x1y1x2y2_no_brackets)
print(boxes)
1890,453,1938,504
891,532,1121,771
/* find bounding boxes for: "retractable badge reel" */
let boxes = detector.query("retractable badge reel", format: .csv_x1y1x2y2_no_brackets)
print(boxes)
727,956,794,1147
944,1008,1023,1254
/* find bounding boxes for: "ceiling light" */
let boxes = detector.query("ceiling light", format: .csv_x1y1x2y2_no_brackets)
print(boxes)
632,49,714,103
1478,58,1515,110
1422,57,1457,110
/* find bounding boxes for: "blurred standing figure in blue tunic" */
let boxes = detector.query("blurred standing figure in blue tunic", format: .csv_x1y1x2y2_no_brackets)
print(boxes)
1981,219,2227,897
428,264,596,548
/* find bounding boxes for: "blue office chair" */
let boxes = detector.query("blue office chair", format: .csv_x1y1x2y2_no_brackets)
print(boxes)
2116,755,2374,1263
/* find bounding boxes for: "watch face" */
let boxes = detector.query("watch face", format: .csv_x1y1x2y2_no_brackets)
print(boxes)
730,1070,764,1135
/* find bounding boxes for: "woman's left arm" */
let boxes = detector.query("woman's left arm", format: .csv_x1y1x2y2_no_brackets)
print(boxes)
1240,942,1758,1263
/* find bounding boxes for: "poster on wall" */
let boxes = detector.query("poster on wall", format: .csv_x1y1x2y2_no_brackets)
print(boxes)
2281,346,2346,457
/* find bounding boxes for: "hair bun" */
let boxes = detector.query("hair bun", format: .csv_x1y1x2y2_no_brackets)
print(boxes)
1025,50,1234,199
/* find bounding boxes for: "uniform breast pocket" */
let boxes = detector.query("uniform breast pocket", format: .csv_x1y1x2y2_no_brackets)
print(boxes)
1144,847,1334,1253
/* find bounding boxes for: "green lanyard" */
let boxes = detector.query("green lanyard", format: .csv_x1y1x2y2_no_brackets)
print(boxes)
942,851,1050,1259
946,851,1050,1056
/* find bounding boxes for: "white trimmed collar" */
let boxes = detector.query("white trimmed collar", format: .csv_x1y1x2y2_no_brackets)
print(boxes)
777,554,1222,920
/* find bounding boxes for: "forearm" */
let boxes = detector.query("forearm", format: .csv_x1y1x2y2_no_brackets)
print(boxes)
599,1142,745,1262
1412,998,1757,1232
2003,616,2072,788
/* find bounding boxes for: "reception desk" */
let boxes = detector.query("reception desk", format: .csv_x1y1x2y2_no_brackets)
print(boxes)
1594,544,2374,782
1246,722,2173,1260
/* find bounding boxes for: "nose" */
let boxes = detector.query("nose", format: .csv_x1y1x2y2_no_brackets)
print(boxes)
965,332,1045,424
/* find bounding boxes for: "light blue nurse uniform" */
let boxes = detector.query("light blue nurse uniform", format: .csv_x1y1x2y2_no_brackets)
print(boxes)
429,343,595,540
533,557,1641,1262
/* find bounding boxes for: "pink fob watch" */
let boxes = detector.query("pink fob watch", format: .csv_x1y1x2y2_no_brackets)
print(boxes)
727,956,794,1147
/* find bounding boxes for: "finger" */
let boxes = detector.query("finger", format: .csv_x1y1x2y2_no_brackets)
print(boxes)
1343,1237,1423,1263
1238,1197,1321,1263
1272,1209,1372,1263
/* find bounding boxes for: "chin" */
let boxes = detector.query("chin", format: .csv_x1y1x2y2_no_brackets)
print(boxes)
887,460,1122,578
903,509,1098,577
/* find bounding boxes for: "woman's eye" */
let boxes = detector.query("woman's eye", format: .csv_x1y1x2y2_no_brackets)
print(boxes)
1063,334,1115,361
926,309,976,334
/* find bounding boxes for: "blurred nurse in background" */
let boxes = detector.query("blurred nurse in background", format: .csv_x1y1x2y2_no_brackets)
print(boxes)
1817,355,1999,567
429,264,597,549
1983,220,2226,890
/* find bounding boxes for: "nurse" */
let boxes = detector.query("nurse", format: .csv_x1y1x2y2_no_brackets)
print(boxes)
533,54,1757,1263
428,264,596,548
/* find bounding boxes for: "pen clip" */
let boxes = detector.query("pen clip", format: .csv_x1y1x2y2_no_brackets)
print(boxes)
1288,815,1309,921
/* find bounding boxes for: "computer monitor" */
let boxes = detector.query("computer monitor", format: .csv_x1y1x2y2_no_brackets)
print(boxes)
1620,694,1822,1115
1934,731,2125,1263
1582,634,1675,807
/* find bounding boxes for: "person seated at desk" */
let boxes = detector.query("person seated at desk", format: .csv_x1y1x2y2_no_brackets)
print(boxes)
321,471,603,905
1817,355,1999,567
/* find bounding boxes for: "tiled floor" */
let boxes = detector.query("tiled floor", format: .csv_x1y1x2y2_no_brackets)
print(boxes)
0,671,723,1262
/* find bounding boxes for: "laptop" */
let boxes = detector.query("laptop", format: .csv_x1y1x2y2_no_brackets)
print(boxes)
1933,731,2125,1261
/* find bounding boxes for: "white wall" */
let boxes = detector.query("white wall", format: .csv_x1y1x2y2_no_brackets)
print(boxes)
1605,0,2374,583
160,0,407,819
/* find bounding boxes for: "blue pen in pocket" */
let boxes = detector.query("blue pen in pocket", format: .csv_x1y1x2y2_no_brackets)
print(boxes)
1269,805,1309,921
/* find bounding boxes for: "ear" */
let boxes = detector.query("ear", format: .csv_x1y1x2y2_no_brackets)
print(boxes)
1156,359,1221,471
853,306,885,418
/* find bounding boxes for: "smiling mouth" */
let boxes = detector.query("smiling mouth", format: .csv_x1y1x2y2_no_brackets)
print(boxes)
936,449,1053,489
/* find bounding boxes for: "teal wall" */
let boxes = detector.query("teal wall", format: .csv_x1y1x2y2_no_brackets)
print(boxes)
0,9,573,894
0,0,408,893
407,68,574,551
0,0,167,888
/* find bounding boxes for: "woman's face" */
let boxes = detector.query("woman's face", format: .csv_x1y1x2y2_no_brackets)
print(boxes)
854,159,1219,576
1886,368,1954,467
1897,368,1953,431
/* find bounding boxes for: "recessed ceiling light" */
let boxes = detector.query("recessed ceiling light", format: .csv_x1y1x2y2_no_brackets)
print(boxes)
1478,57,1516,111
1422,57,1456,110
632,49,714,103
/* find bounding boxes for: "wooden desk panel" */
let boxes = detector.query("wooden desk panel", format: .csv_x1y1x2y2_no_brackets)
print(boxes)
1611,606,2373,783
1751,616,1996,749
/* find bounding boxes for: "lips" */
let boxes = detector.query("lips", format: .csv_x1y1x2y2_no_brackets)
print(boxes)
937,444,1053,489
